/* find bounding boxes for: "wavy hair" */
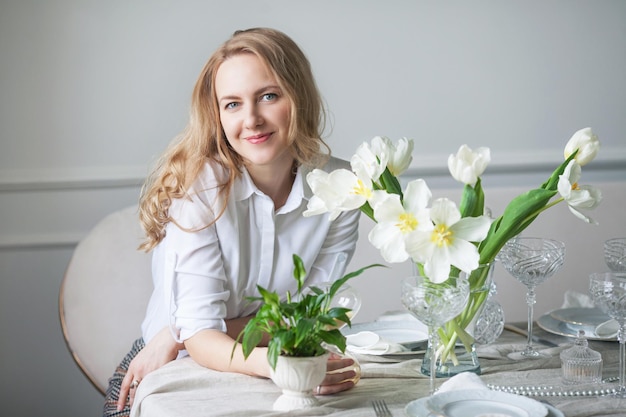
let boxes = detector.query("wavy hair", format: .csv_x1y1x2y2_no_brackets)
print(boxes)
138,28,329,251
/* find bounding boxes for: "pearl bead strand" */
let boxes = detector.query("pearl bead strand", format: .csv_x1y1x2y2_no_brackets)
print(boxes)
487,378,619,397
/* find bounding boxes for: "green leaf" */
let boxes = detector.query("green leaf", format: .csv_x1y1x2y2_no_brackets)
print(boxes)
379,167,403,197
329,263,386,298
319,329,347,353
292,254,307,294
459,179,486,218
360,201,376,222
257,285,280,306
541,151,577,190
295,319,316,347
267,337,283,370
240,320,264,359
327,307,351,320
459,184,477,218
478,187,557,262
474,179,486,217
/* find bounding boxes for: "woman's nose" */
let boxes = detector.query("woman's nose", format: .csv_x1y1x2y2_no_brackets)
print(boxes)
244,106,264,128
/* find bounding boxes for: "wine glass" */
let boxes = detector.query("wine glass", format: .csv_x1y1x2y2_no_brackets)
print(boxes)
589,272,626,397
331,284,362,324
401,275,469,394
604,238,626,272
500,237,565,358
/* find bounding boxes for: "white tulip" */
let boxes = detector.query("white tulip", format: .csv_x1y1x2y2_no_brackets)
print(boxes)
557,160,603,224
387,137,414,176
404,198,492,284
564,127,600,166
351,139,388,182
367,179,432,263
303,169,371,221
447,145,491,187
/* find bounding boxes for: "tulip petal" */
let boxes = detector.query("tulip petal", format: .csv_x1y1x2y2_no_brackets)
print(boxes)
447,239,481,273
368,224,409,263
430,198,461,226
450,216,491,242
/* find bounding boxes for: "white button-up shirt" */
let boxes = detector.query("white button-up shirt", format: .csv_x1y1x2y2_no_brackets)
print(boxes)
141,157,361,343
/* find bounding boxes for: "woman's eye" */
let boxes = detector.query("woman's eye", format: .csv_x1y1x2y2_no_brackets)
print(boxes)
225,102,239,110
260,93,277,102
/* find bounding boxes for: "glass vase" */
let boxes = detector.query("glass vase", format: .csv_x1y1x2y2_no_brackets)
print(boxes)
420,263,495,377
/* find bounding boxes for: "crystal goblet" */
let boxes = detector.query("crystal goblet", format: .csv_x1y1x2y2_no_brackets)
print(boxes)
500,237,565,358
604,238,626,273
401,276,469,394
589,272,626,397
311,283,361,329
331,284,362,324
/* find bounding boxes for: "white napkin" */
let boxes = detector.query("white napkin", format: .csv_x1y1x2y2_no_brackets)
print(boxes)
376,310,421,323
561,290,595,308
437,371,487,393
345,331,406,355
561,290,618,338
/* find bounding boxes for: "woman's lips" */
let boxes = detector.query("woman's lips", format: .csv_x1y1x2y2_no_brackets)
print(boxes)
245,133,271,144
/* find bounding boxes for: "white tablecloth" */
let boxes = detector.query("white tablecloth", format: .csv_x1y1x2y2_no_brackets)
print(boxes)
130,327,625,417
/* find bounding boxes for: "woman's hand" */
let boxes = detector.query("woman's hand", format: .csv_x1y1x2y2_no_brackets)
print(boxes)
117,327,183,411
315,353,361,395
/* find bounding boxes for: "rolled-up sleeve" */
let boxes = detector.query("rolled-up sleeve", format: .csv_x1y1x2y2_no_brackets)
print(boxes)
161,197,230,342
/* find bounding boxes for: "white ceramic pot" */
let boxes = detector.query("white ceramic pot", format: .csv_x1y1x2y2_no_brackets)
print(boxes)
269,353,329,411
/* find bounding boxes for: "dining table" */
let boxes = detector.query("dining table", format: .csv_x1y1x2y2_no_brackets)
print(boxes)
130,322,624,417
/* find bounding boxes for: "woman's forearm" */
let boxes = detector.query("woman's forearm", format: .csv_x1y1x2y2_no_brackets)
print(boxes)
224,315,270,346
184,328,270,378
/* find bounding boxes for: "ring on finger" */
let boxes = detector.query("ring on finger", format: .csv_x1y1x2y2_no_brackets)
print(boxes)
130,379,140,389
316,385,322,395
351,363,362,384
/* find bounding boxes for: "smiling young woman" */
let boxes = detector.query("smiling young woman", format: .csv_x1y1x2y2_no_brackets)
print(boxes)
215,53,295,207
103,28,361,417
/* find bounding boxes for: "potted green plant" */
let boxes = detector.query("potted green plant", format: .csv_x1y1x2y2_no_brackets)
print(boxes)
235,254,381,410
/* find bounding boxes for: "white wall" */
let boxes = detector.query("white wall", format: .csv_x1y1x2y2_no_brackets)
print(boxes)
1,1,625,416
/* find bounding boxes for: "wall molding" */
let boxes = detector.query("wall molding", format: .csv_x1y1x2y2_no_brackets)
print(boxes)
1,148,625,193
0,166,148,192
0,232,83,250
404,146,626,178
1,149,625,251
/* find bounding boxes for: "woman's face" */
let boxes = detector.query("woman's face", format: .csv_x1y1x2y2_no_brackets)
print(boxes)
215,53,293,173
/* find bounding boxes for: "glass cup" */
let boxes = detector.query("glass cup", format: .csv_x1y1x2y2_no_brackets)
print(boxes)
589,272,626,397
604,238,626,273
401,275,470,394
500,237,565,358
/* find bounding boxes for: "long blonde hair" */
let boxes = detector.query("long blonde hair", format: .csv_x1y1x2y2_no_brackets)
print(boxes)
138,28,330,251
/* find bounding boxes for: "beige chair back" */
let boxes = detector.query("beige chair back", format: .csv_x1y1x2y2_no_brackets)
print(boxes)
59,205,152,394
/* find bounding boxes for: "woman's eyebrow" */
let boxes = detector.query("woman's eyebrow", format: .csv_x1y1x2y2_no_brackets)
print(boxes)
218,85,282,103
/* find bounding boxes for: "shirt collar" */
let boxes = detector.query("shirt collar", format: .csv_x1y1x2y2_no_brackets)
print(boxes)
231,165,313,211
232,168,256,202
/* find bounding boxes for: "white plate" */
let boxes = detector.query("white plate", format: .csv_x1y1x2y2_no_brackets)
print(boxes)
426,390,547,417
537,310,616,341
342,320,428,352
550,307,609,327
405,395,563,417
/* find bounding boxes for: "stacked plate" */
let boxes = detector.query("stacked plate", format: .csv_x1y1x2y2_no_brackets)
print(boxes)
341,319,429,356
405,389,564,417
537,307,616,341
